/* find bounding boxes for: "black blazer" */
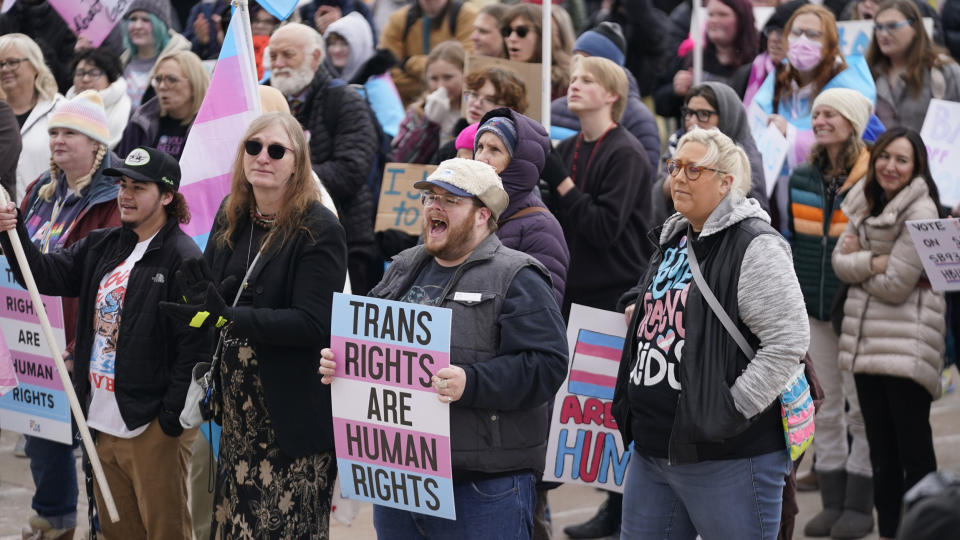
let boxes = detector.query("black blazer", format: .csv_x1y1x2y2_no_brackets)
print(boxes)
205,200,348,458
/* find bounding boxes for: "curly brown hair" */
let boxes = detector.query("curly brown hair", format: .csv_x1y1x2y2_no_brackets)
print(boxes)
464,66,528,113
163,189,191,224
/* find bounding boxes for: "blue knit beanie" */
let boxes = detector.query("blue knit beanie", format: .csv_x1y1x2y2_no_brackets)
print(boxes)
573,22,627,66
475,116,518,157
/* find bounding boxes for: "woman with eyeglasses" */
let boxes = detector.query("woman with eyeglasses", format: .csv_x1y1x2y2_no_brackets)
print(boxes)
66,48,132,151
866,0,960,132
389,40,465,164
0,33,66,203
117,50,209,161
654,82,769,225
119,1,191,109
501,3,574,100
177,111,347,538
786,88,877,539
832,127,945,540
612,127,808,540
752,4,877,231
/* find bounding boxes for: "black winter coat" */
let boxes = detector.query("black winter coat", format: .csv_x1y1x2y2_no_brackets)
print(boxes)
293,65,379,258
0,218,208,437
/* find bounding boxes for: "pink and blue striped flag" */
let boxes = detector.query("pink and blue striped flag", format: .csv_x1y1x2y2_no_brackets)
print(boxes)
257,0,298,20
178,11,261,249
0,330,18,397
568,330,624,400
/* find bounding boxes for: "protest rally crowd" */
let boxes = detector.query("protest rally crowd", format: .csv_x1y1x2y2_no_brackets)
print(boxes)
1,0,960,538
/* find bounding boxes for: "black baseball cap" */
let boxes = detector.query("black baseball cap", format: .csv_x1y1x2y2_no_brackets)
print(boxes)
104,147,181,191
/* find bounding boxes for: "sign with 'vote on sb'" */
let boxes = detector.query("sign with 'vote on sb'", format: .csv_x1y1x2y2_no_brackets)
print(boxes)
374,163,437,236
543,304,632,493
329,293,455,519
906,218,960,292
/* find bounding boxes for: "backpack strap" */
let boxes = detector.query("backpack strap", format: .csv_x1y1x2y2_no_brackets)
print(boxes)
402,0,462,43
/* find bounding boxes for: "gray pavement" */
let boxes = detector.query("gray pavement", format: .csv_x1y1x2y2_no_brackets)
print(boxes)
1,365,957,539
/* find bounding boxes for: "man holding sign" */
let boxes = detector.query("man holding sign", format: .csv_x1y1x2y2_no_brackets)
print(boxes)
321,158,568,538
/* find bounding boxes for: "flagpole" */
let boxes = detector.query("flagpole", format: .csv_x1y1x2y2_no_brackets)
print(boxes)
0,188,120,523
541,3,552,132
233,0,260,94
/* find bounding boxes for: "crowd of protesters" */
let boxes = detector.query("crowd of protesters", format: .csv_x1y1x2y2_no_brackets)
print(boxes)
2,0,960,538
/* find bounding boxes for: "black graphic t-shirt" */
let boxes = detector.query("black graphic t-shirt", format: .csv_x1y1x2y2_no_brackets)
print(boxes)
154,115,190,159
628,233,691,458
399,260,455,306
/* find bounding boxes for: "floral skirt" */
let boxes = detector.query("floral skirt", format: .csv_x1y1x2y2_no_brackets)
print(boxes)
211,335,336,540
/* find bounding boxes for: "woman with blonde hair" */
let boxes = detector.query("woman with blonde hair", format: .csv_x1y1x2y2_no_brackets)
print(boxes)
117,50,209,160
163,112,347,538
613,127,808,539
0,33,65,202
867,0,960,131
501,3,573,100
389,40,465,164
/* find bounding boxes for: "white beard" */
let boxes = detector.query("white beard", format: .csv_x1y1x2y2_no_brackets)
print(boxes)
271,63,316,97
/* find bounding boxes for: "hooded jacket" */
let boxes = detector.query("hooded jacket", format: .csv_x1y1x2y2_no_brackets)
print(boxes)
832,177,945,397
67,79,133,150
323,12,376,84
550,69,661,170
481,108,569,306
613,194,808,463
20,153,123,352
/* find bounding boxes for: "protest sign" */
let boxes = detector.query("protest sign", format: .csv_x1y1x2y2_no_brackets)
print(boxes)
746,101,788,196
374,163,436,236
464,55,543,124
906,218,960,292
920,99,960,207
330,293,455,519
48,0,134,48
543,304,631,493
837,19,933,57
0,330,17,396
0,261,70,443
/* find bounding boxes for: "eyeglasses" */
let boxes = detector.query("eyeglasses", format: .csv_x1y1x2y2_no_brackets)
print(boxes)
681,107,718,123
244,140,293,160
420,191,469,209
151,74,183,88
0,58,28,71
74,68,105,80
874,19,913,34
464,90,503,109
789,28,823,39
501,25,531,38
665,159,726,181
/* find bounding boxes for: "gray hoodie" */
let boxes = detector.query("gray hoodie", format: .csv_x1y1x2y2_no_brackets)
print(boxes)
660,194,809,418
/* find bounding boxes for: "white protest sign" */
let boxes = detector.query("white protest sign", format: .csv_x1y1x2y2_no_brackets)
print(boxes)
543,304,631,493
836,18,934,57
48,0,135,48
747,101,788,197
906,218,960,292
1,0,15,14
920,99,960,207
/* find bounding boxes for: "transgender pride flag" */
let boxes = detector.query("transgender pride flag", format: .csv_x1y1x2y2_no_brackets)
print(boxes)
178,10,261,248
568,330,624,400
0,330,18,397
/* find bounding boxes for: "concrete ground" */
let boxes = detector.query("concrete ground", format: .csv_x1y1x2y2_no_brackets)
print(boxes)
1,365,957,539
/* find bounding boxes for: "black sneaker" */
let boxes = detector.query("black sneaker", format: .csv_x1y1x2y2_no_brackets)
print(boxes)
563,497,621,539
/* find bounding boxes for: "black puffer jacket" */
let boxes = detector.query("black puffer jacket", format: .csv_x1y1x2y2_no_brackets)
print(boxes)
293,65,379,258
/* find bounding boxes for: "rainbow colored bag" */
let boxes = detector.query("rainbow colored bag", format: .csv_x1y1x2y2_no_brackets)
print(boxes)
780,365,815,461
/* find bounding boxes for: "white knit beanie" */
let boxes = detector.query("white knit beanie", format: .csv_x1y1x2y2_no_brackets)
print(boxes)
812,88,872,137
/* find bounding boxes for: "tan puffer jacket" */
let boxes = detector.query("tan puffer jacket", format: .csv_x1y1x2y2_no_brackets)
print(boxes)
832,177,945,397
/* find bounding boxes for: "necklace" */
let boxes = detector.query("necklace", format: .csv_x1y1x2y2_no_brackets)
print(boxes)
250,205,276,229
571,122,616,187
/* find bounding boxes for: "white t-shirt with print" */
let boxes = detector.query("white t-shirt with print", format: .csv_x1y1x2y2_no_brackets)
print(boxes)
87,233,156,438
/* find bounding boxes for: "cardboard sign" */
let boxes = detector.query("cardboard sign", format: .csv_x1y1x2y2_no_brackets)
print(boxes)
330,293,455,519
920,99,960,207
906,218,960,292
746,101,788,197
543,304,631,493
374,163,436,236
0,261,70,443
464,55,543,124
836,19,934,57
48,0,135,48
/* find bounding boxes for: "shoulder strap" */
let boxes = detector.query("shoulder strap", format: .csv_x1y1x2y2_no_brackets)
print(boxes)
498,206,549,225
448,0,462,34
684,226,756,359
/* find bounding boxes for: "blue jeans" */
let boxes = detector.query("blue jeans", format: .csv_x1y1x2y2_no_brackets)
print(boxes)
24,435,79,529
373,472,536,539
621,450,791,540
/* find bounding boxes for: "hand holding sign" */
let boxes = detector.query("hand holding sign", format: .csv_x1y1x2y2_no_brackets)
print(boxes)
432,366,464,402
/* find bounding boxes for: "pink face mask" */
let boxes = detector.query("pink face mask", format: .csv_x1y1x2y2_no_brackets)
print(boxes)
787,35,823,72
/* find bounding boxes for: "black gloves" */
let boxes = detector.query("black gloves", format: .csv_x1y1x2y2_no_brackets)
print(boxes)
541,149,571,190
160,282,233,330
